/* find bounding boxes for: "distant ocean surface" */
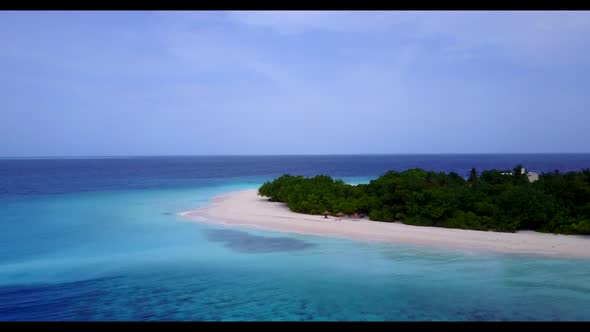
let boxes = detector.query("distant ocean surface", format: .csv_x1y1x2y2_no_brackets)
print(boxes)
1,154,589,321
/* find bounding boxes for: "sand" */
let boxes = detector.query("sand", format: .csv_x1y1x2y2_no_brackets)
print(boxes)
179,189,590,259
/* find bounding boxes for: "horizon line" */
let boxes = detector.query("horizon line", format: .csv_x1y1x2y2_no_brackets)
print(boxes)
2,152,590,159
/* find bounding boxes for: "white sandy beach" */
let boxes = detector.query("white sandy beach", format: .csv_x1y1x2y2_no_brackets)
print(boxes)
180,189,590,259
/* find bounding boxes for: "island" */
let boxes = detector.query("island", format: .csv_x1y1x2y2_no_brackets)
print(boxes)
258,165,590,235
181,165,590,258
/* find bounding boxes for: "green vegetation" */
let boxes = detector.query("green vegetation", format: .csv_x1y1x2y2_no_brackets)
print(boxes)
258,166,590,234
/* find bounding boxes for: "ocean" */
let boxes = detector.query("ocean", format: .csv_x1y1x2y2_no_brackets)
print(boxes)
1,154,589,321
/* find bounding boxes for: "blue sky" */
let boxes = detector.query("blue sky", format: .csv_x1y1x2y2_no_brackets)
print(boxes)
1,11,590,156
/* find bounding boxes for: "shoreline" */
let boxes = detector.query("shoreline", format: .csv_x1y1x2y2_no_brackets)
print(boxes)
179,189,590,259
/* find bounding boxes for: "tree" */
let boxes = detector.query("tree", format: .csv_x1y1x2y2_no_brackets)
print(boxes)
468,167,478,183
512,164,528,185
258,166,590,235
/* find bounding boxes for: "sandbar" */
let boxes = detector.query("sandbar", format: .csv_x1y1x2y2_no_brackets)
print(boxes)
179,189,590,259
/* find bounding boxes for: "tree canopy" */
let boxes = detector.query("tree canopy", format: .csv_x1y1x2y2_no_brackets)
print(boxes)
258,166,590,235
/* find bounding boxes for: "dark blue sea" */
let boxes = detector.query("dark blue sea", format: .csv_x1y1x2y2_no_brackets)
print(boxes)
1,154,589,321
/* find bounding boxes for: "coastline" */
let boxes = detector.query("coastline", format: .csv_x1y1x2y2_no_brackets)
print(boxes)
179,189,590,259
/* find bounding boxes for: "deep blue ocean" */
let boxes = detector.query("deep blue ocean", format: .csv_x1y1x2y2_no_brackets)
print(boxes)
1,154,589,321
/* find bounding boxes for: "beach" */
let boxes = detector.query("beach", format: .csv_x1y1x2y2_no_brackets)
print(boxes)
180,189,590,259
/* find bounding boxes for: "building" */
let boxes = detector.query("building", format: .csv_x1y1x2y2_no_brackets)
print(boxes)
527,172,539,182
500,167,539,182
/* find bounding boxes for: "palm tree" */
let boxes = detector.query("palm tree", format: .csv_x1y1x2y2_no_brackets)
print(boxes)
512,164,527,184
468,167,478,183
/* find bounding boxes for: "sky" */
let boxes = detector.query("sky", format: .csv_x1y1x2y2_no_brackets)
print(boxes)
1,11,590,156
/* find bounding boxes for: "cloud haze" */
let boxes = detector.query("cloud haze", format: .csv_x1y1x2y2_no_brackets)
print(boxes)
1,11,589,156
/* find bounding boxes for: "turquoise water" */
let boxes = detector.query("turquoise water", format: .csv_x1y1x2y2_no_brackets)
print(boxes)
1,156,590,320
